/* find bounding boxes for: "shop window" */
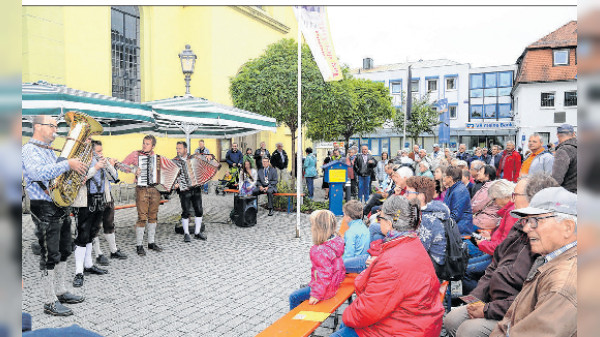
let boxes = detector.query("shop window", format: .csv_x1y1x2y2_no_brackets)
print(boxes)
541,92,555,107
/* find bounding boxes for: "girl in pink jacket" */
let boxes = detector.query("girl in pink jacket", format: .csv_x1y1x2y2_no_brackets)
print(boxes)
289,210,346,310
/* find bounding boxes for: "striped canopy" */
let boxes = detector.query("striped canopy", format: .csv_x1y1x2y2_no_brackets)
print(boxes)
144,96,277,139
22,81,155,136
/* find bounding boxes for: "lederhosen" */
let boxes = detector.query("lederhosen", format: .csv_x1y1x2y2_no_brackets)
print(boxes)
173,156,203,219
73,162,105,247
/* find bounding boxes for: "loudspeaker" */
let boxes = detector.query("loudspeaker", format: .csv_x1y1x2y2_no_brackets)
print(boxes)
231,195,257,227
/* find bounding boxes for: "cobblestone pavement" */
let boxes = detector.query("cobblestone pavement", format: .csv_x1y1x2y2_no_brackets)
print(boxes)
22,186,342,337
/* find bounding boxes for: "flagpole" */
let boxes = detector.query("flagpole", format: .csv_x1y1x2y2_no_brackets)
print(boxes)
296,14,302,239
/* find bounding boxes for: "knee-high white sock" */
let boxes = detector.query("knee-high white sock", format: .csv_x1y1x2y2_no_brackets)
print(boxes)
92,237,103,257
105,233,118,253
74,246,86,274
136,227,145,246
54,263,68,296
194,217,203,235
84,243,94,269
147,223,157,244
182,218,190,235
43,270,58,304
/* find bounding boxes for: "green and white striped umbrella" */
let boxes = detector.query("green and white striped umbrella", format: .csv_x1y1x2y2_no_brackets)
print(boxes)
22,81,155,136
144,96,277,140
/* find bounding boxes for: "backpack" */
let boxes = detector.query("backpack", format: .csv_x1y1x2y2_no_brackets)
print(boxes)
432,216,469,281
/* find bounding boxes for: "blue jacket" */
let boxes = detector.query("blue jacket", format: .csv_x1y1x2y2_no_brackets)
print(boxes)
419,200,449,265
342,219,370,261
225,149,243,168
303,153,318,178
444,181,473,235
456,151,471,163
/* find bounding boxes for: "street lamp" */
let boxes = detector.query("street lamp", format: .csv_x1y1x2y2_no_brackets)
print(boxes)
179,44,197,97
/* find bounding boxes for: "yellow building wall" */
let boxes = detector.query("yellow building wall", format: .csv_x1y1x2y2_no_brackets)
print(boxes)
23,6,312,184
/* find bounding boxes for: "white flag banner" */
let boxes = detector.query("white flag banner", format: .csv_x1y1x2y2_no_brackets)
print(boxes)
294,6,343,82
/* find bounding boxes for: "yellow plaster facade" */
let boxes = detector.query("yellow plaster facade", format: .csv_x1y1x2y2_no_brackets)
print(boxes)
23,6,312,183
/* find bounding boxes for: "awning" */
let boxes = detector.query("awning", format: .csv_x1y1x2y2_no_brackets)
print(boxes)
144,96,277,140
22,81,155,136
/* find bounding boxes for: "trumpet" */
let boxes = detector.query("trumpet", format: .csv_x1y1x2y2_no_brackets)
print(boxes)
92,153,122,183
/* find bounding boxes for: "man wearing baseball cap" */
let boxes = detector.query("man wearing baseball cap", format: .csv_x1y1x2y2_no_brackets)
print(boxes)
490,187,576,336
552,124,577,193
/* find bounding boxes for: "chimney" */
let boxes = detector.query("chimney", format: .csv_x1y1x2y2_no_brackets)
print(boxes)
363,58,374,70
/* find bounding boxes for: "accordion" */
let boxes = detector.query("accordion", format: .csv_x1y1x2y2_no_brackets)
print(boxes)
181,154,221,188
138,154,180,192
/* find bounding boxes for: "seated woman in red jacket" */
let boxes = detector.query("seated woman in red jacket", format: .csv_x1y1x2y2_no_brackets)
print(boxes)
474,179,517,256
331,195,444,337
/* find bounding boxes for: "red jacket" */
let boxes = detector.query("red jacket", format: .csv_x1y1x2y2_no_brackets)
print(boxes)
478,202,518,256
498,150,521,183
343,235,444,337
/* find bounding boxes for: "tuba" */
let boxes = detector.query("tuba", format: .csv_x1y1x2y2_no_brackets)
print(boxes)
49,111,103,207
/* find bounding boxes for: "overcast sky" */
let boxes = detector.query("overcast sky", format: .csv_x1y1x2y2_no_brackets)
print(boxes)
327,6,577,69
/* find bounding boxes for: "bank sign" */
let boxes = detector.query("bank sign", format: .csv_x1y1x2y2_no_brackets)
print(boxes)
466,121,516,129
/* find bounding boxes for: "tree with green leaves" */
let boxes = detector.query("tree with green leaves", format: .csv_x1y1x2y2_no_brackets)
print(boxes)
306,76,394,154
393,93,441,145
230,38,324,177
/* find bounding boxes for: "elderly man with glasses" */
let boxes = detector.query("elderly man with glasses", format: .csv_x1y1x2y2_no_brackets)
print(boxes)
490,186,577,336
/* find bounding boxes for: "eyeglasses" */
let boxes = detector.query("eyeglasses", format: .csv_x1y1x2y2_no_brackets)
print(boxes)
38,123,58,129
405,191,420,195
524,215,557,229
377,215,390,223
512,192,526,200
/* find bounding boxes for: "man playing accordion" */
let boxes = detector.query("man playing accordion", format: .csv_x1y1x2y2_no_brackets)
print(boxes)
173,141,207,242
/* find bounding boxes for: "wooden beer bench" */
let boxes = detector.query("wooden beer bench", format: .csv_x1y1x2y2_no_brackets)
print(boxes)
256,274,358,337
222,190,304,214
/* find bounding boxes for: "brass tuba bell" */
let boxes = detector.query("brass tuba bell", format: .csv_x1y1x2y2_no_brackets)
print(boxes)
49,111,103,207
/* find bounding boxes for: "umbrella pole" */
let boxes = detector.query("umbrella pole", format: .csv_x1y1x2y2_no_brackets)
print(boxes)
295,25,302,239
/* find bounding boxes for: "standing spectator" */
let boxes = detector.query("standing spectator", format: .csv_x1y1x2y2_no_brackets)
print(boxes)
393,149,403,163
375,152,390,188
322,150,334,199
254,141,270,170
497,141,521,182
490,187,577,336
444,147,454,162
303,147,317,199
405,176,449,277
195,139,212,193
414,149,432,171
346,148,358,199
444,166,474,235
473,148,484,162
333,142,345,157
520,133,554,177
491,145,503,169
552,124,577,193
333,196,444,337
242,147,255,169
480,147,492,164
408,144,420,161
270,142,289,181
456,143,471,163
354,145,377,203
431,143,444,161
225,143,243,169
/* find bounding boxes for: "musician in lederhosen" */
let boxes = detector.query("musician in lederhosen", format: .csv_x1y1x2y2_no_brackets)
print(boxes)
71,138,109,288
173,141,207,242
121,135,163,256
90,140,127,266
194,139,210,194
22,115,86,316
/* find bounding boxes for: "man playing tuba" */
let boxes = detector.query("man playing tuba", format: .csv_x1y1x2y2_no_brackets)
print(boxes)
22,115,88,316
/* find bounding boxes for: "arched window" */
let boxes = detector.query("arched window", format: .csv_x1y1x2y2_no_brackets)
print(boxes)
111,6,140,101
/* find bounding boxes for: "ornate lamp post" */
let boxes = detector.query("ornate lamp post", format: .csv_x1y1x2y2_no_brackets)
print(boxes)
179,45,197,97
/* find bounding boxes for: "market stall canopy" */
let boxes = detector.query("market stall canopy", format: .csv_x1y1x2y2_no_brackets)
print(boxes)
22,81,155,136
144,96,277,140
